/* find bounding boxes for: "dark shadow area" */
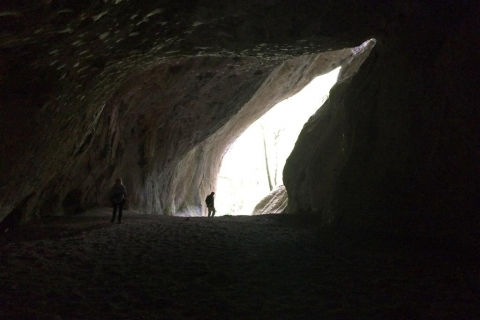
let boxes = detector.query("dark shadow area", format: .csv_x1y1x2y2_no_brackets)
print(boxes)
0,193,33,233
1,211,478,319
62,189,84,215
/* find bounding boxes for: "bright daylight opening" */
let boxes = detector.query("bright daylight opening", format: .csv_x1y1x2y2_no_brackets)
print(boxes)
215,67,341,216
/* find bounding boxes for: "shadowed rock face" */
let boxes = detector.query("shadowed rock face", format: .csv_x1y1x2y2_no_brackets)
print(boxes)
0,1,478,235
284,4,479,235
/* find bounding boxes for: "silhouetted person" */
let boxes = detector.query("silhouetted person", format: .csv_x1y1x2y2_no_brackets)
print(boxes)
110,178,127,223
205,192,216,217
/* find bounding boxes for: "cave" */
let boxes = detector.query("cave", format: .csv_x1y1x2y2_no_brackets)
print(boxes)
0,1,478,318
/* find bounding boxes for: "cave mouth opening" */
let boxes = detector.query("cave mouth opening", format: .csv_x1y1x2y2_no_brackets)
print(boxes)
214,67,341,216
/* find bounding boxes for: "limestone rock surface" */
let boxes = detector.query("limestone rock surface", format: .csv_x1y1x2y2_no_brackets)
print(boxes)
284,5,479,235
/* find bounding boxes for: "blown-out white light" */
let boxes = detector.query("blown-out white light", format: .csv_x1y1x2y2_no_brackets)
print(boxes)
215,67,341,216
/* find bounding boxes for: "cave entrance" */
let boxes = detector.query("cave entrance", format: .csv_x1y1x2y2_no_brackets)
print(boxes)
215,67,341,216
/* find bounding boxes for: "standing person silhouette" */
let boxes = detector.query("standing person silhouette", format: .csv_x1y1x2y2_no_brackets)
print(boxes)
110,178,127,224
205,192,216,217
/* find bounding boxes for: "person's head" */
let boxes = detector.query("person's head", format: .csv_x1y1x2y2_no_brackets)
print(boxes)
115,178,123,185
211,192,215,196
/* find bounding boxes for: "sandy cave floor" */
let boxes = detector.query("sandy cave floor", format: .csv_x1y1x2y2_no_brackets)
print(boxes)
0,209,478,319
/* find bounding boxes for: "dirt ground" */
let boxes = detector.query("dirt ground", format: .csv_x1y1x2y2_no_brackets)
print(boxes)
0,209,478,319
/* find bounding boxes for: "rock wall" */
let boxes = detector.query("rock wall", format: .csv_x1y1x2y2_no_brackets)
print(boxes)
284,3,479,235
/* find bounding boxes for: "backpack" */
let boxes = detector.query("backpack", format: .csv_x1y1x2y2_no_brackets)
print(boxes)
111,186,125,204
205,195,213,206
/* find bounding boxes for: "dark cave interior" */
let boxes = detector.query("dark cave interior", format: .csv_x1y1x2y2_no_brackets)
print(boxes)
0,1,478,318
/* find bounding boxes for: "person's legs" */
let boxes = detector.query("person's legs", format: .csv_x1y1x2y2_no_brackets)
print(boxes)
111,204,117,222
212,207,216,217
117,202,123,223
208,207,212,217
